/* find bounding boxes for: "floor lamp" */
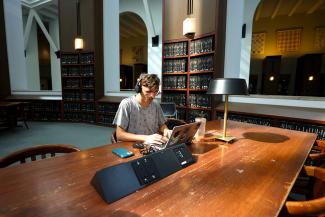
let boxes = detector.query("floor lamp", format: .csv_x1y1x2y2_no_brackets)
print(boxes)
207,78,248,142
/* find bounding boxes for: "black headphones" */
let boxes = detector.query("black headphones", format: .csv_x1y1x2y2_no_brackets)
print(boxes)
134,78,142,93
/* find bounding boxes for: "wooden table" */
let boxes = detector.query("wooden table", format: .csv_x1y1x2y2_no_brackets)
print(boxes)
0,120,316,217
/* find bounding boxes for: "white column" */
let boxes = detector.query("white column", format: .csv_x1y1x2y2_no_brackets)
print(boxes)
224,0,244,78
147,0,162,82
50,18,61,91
3,0,28,91
239,0,261,81
104,0,120,94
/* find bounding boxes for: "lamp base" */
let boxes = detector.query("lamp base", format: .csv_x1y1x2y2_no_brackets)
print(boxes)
214,134,236,142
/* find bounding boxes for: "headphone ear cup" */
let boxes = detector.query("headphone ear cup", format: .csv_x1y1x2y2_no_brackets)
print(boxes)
135,81,141,93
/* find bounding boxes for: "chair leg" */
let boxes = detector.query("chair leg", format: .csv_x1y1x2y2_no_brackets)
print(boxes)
24,120,29,129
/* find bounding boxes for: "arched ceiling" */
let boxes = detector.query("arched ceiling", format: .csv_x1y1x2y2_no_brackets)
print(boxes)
255,0,325,21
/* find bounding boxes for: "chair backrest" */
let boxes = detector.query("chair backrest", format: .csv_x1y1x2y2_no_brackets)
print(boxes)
160,102,177,118
111,131,117,143
0,144,80,168
284,166,325,216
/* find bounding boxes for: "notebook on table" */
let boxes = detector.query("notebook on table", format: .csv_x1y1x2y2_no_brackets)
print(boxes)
151,122,201,150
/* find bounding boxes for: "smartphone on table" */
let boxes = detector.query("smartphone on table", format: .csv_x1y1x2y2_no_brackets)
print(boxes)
112,148,134,158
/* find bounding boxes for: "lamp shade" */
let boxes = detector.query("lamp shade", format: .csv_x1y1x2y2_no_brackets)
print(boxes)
207,78,248,95
74,37,84,50
183,17,196,39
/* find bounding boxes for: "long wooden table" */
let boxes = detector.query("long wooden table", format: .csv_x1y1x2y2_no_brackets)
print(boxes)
0,120,316,217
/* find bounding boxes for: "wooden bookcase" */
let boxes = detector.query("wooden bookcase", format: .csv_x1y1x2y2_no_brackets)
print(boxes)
162,33,215,121
61,52,96,123
215,110,325,140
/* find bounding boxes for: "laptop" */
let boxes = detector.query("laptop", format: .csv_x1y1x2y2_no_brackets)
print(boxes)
151,122,201,150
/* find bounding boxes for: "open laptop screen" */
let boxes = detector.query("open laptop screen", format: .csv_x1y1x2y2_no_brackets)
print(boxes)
153,122,200,150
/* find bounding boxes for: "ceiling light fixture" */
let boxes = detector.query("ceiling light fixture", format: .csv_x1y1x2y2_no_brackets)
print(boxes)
183,0,196,39
74,0,83,50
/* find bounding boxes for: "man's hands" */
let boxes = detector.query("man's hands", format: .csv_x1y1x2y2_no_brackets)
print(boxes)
144,134,168,145
163,129,172,138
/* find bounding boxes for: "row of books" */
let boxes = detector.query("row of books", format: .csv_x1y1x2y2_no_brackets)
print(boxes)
62,66,95,77
163,59,187,73
62,67,79,76
216,113,272,126
98,104,119,113
61,55,79,64
64,113,96,123
163,76,186,89
63,79,95,88
79,53,95,64
162,94,186,107
63,79,80,88
63,92,95,101
164,42,187,57
28,112,61,121
61,53,95,65
82,79,95,88
97,115,115,126
279,121,325,140
63,92,80,101
216,112,325,140
189,75,212,89
25,102,60,112
190,37,214,55
189,94,211,108
63,103,95,112
190,56,214,72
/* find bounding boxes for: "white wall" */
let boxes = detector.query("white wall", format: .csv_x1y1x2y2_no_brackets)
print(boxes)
224,0,325,109
3,0,28,91
103,0,120,94
104,0,162,96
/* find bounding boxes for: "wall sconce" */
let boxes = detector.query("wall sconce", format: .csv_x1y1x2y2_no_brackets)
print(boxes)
74,0,84,50
269,76,275,81
308,75,314,81
183,0,196,39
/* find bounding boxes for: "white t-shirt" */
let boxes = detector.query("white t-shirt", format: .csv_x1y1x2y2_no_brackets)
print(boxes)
113,96,166,135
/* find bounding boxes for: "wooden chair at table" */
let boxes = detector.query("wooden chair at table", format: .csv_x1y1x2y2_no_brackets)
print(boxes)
0,144,80,168
281,165,325,217
310,140,325,166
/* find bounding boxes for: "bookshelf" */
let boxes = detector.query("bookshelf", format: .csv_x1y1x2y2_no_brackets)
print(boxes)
162,34,215,122
61,52,96,123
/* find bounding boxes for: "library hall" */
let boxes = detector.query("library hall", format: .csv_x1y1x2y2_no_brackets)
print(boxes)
0,0,324,216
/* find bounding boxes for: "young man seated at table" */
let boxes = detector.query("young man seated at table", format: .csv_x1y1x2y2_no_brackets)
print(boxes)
113,73,170,145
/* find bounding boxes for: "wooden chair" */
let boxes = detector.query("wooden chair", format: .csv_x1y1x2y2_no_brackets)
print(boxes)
0,144,80,168
282,165,325,217
310,140,325,165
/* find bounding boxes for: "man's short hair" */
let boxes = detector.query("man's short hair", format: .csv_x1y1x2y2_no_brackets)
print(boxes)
139,73,160,89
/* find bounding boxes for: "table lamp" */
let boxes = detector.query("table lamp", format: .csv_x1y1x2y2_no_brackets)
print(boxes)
207,78,248,142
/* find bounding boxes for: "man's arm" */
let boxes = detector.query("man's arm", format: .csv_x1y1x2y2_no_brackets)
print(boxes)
116,126,168,144
116,126,147,142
